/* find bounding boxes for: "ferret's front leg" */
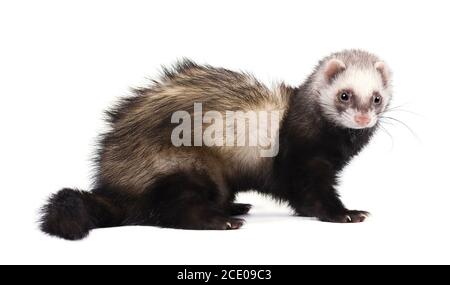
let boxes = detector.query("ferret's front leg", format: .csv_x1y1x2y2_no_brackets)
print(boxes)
289,157,369,223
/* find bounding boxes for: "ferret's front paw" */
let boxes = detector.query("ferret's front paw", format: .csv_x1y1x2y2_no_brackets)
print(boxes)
225,218,245,230
320,210,370,223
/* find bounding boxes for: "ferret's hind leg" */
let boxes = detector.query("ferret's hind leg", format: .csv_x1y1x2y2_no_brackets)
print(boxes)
141,171,245,230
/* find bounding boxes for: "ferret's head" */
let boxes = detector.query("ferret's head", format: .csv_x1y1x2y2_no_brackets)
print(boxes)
311,50,392,129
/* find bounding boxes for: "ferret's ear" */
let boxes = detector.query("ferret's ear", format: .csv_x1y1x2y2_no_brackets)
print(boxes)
323,58,346,83
375,61,391,87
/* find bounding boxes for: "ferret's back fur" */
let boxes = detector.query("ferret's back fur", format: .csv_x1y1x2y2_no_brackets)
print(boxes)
40,50,391,240
98,60,290,195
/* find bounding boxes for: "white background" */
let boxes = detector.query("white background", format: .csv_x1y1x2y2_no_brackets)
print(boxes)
0,0,448,265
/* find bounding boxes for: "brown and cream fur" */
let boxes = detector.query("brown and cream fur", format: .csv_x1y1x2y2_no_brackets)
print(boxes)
99,62,289,198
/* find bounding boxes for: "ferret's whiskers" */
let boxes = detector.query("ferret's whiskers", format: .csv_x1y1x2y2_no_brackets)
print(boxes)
379,119,395,126
384,102,411,111
383,108,421,117
379,115,421,142
378,123,394,150
383,102,422,117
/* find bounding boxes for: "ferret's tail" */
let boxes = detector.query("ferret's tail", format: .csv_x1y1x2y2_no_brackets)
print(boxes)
39,188,123,240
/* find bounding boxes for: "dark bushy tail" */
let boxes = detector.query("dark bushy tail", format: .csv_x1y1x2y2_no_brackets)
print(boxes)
40,188,122,240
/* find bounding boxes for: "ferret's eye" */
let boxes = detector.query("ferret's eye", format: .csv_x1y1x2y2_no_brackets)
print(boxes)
339,92,350,102
373,95,382,105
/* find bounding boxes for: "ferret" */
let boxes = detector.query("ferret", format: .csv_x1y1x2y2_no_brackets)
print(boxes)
40,50,392,240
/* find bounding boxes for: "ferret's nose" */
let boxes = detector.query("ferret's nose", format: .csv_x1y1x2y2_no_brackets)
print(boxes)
354,113,371,126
